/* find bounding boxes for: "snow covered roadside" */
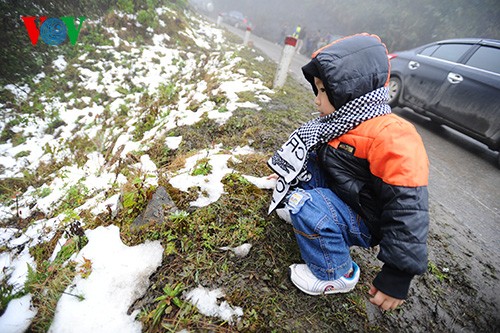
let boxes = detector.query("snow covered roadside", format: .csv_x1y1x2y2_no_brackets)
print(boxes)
0,7,276,332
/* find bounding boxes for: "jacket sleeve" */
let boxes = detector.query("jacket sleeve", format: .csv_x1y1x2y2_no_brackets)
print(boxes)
372,183,429,299
368,122,430,300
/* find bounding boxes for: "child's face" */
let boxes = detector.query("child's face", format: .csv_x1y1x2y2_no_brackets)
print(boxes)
314,77,336,117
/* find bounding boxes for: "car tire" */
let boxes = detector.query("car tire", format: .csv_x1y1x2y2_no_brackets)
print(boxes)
388,77,401,108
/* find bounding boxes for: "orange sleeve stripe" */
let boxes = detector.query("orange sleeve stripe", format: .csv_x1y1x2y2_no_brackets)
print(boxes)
328,115,429,186
369,127,429,186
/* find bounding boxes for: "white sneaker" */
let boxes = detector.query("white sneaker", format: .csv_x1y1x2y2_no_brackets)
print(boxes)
289,262,360,295
275,207,292,224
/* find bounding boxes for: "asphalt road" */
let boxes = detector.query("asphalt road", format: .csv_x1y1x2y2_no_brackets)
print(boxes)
222,23,500,255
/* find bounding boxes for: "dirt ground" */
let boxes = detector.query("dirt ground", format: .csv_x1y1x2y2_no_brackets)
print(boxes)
358,200,500,332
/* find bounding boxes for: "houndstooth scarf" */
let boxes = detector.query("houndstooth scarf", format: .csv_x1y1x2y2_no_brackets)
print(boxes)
268,87,391,213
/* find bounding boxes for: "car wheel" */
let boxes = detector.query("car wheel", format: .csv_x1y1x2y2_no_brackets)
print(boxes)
388,77,401,108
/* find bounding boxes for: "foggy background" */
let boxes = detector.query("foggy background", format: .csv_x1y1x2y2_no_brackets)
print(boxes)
1,0,499,85
207,0,500,52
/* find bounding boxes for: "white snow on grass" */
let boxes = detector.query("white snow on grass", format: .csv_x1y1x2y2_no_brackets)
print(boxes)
53,55,68,72
241,175,276,189
184,286,243,324
0,4,274,331
219,243,252,258
3,84,30,101
168,145,269,207
0,294,36,333
165,136,182,149
48,225,163,333
169,146,235,207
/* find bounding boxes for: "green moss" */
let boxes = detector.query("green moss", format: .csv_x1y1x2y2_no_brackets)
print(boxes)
191,158,212,176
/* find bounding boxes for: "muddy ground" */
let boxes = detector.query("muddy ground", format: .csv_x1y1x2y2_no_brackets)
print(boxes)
271,202,500,332
356,200,500,332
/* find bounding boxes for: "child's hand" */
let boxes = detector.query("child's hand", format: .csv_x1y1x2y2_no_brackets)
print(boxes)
267,173,279,180
368,286,404,310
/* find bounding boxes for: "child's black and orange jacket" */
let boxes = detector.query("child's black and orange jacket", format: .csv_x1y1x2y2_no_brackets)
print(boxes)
303,34,430,299
319,113,429,299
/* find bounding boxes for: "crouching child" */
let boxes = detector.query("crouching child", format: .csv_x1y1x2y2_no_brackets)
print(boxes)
268,33,430,310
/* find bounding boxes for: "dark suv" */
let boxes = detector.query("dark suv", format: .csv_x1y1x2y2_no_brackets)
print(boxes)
388,38,500,155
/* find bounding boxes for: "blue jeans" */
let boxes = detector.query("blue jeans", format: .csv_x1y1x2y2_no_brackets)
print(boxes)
284,154,372,281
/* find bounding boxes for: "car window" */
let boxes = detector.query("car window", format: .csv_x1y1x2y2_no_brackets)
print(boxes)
430,44,471,63
419,45,439,56
465,46,500,74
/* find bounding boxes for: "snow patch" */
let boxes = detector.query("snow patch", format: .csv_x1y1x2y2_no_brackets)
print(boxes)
184,286,243,324
49,225,163,333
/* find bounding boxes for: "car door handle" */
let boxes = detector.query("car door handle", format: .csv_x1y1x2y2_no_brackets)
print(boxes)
447,72,463,84
408,61,420,70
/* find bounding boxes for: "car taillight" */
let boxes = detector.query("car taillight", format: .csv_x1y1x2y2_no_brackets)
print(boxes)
387,53,397,61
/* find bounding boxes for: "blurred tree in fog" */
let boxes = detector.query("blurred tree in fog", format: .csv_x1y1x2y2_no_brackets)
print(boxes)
212,0,500,52
1,0,497,87
0,0,116,86
0,0,187,87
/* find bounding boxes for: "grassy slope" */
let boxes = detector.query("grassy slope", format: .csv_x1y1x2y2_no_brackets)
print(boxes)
1,3,497,333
